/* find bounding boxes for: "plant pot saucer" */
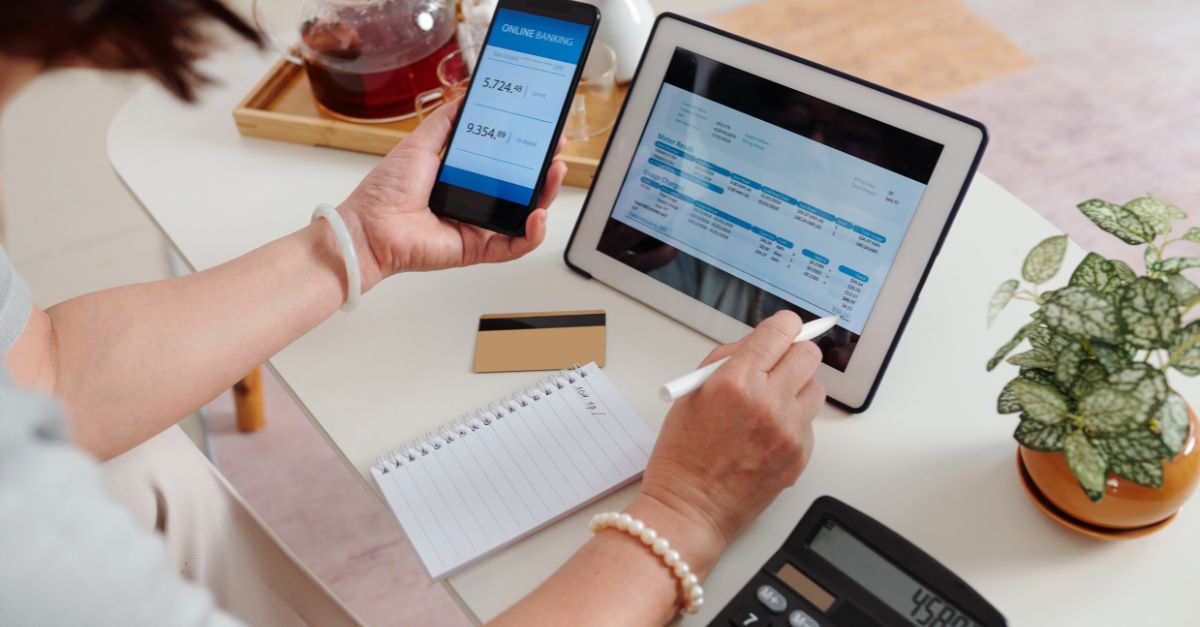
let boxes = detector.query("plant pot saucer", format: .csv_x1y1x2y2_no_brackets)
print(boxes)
1016,451,1175,540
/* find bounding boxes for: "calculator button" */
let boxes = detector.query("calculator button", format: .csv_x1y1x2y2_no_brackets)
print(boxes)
789,609,820,627
728,604,774,626
756,584,788,613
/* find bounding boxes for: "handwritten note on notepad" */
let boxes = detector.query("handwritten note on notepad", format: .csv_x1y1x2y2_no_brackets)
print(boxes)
370,363,654,578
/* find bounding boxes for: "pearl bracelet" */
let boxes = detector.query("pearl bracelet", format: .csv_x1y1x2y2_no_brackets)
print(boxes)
589,511,704,615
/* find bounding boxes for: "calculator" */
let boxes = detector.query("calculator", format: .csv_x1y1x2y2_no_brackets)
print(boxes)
709,496,1005,627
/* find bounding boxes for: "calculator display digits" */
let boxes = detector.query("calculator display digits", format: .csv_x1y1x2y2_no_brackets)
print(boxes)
806,520,978,627
709,497,1004,627
910,587,972,627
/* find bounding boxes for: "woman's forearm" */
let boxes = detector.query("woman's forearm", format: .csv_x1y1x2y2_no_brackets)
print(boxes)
2,98,562,462
489,495,725,627
39,222,346,459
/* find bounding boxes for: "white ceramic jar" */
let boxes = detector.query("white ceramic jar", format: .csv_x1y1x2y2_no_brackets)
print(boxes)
578,0,655,82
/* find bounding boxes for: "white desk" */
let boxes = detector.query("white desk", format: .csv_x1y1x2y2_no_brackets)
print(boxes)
108,47,1199,626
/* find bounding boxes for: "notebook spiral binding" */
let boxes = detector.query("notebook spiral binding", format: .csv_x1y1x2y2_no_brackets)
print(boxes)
373,364,588,474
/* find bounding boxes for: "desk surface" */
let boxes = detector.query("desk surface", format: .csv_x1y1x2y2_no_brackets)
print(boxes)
109,47,1199,625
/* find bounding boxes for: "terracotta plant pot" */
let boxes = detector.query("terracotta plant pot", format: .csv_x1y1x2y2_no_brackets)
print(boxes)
1019,405,1200,536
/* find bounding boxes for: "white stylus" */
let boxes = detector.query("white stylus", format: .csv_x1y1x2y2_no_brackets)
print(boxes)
658,315,840,402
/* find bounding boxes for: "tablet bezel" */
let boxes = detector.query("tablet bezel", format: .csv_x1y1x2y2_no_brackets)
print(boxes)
564,13,987,411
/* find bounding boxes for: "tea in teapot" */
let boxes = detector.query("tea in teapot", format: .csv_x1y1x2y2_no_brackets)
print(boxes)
259,0,461,122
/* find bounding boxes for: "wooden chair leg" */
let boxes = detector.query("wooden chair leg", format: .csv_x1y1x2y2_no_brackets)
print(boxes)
233,367,266,433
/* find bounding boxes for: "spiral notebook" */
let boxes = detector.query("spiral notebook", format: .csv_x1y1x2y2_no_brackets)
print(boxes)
371,363,654,578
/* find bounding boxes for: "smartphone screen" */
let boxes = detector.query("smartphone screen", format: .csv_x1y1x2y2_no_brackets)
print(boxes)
432,3,597,235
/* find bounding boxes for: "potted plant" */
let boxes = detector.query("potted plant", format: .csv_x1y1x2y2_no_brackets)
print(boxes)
987,195,1200,535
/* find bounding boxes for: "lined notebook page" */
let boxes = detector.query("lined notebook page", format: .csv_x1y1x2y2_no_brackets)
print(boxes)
371,363,654,578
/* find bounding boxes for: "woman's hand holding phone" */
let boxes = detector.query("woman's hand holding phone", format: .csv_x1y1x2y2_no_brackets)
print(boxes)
427,0,599,235
334,99,568,292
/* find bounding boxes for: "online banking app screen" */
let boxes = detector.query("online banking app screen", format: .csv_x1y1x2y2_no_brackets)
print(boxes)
599,49,943,371
439,8,589,206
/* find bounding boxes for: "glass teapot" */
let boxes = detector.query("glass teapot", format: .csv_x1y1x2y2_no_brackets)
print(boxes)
254,0,460,122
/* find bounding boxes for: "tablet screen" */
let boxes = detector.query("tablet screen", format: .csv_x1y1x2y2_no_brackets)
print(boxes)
598,49,943,371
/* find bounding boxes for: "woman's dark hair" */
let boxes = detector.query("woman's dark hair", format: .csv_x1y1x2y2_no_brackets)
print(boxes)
0,0,262,102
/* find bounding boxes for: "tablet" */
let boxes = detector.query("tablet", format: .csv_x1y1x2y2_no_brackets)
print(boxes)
564,14,987,411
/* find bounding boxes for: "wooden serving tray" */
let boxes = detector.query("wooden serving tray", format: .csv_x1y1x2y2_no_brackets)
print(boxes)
233,59,625,189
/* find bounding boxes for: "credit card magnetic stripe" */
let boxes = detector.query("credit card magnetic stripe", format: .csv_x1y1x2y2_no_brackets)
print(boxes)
478,312,607,332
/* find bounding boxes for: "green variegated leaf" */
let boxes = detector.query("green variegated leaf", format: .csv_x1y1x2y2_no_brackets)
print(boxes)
1070,253,1109,291
1079,386,1146,433
987,279,1020,327
1107,363,1167,419
1071,361,1108,400
1092,426,1171,462
1093,424,1169,488
1158,392,1190,455
987,339,1022,372
1144,245,1159,270
1078,199,1153,245
1041,286,1120,341
1019,367,1059,386
1002,369,1066,415
997,378,1022,414
1119,277,1180,349
1028,325,1071,354
1014,418,1072,452
1107,457,1164,488
1110,259,1138,284
1168,320,1200,375
987,321,1037,371
1008,349,1056,369
1064,431,1108,501
1055,343,1084,388
1068,253,1105,285
1123,196,1178,236
1010,379,1069,424
1164,273,1200,306
1183,227,1200,243
1156,257,1200,273
1069,253,1137,298
1090,341,1134,374
1164,198,1187,219
1022,235,1068,284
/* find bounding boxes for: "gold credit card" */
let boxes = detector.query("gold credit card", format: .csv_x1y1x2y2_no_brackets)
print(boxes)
473,310,606,373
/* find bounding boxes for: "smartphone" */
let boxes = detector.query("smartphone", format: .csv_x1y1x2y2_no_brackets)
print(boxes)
430,0,601,236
